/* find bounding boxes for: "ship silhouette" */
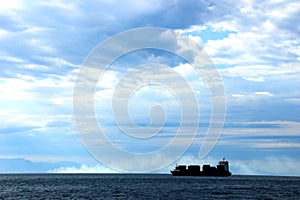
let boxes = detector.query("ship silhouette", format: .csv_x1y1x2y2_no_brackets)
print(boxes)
170,158,231,176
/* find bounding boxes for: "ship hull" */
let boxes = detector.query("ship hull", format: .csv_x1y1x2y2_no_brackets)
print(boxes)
170,170,231,176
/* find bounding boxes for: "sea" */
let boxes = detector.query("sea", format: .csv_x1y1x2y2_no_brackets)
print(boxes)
0,174,299,199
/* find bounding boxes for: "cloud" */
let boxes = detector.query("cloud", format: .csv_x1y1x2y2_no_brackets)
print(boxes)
254,142,300,149
220,120,300,137
242,76,264,82
232,157,300,176
0,0,299,175
220,65,299,79
254,92,274,97
49,164,118,173
176,1,300,125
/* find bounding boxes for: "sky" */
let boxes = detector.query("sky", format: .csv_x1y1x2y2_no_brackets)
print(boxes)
0,0,300,175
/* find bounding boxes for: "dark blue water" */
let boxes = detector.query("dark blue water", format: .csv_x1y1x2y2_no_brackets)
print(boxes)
0,174,299,199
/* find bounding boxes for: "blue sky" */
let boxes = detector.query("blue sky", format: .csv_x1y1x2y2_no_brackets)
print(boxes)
0,0,300,175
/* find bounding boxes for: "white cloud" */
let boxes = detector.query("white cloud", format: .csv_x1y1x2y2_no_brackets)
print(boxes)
230,91,274,102
220,64,299,81
26,38,56,53
0,53,24,62
49,164,118,173
254,142,300,148
233,157,300,176
220,121,300,136
205,30,298,66
97,70,120,89
38,1,79,14
284,98,300,104
0,0,23,11
0,29,10,39
245,120,300,126
231,93,245,98
254,91,274,96
242,76,264,82
51,96,73,106
0,78,34,101
0,70,76,101
34,56,79,68
197,0,300,89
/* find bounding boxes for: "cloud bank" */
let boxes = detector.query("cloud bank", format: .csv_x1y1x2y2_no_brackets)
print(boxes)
0,0,299,175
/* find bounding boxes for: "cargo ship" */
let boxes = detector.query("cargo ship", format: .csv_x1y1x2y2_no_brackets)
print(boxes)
170,158,231,176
